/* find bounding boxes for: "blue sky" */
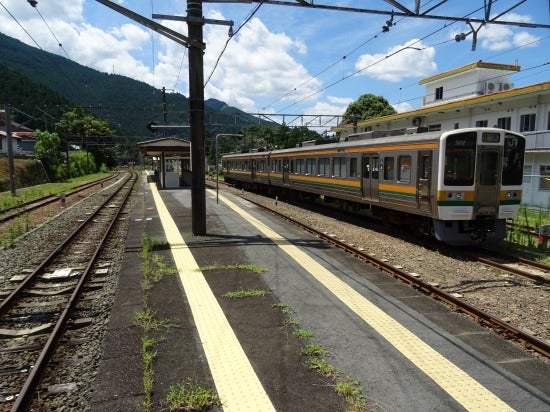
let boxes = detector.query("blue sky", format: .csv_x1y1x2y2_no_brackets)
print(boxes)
1,1,549,131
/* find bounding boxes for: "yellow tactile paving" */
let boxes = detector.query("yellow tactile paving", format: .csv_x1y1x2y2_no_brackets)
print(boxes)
213,190,514,412
150,184,275,412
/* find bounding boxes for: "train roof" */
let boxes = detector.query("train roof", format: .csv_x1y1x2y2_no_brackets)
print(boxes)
221,127,523,159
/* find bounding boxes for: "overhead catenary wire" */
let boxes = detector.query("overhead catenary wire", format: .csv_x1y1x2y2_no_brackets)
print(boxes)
205,1,264,87
272,0,532,113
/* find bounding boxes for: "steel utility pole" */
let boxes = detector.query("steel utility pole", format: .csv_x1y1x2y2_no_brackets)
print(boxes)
187,0,206,235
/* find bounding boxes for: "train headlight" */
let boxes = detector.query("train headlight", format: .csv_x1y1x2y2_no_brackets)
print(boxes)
506,191,519,199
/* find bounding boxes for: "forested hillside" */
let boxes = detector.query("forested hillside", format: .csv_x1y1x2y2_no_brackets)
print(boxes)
0,32,270,141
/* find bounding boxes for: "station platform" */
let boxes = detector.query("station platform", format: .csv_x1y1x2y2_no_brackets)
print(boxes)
91,172,550,411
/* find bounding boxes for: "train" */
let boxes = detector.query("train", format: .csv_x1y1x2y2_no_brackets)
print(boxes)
221,127,525,245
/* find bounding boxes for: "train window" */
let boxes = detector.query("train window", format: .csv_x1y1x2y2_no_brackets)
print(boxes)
259,160,266,172
398,156,411,183
333,157,347,177
502,133,525,186
444,132,476,186
306,158,316,175
296,159,304,174
350,158,358,177
318,158,330,176
482,132,500,143
383,157,395,180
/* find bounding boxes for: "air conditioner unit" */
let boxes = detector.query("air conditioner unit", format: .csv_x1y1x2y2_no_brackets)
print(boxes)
501,82,514,91
485,81,501,94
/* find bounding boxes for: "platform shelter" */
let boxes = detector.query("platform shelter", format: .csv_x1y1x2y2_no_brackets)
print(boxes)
137,137,191,189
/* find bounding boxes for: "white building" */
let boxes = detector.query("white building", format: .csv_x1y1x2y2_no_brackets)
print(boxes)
334,61,550,208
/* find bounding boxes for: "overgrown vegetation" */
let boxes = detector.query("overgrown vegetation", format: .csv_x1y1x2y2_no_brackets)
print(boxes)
138,234,219,412
273,302,367,411
505,206,550,255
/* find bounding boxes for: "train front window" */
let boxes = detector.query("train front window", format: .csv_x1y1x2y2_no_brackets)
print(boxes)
444,132,476,186
502,133,525,185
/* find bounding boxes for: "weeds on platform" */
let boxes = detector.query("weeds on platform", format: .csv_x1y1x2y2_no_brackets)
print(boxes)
138,234,181,412
222,288,266,299
165,379,221,411
273,301,367,412
197,262,266,274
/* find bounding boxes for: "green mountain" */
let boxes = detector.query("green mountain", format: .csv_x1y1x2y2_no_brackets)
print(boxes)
0,31,270,141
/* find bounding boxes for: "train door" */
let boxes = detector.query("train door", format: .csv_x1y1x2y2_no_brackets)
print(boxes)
474,147,502,215
362,155,379,201
283,157,290,185
417,151,432,212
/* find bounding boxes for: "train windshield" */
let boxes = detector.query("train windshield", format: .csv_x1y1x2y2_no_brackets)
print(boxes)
502,133,525,186
444,131,477,186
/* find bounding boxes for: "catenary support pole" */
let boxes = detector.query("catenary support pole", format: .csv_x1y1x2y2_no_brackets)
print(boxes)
187,0,206,235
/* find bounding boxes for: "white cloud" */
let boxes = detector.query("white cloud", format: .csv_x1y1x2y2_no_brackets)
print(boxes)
354,40,436,82
392,102,413,113
201,17,321,112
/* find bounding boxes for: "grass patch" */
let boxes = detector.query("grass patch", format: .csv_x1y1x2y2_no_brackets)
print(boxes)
197,263,266,274
0,213,33,248
335,379,366,412
222,289,267,299
300,342,329,358
166,379,221,411
293,328,313,339
0,172,110,211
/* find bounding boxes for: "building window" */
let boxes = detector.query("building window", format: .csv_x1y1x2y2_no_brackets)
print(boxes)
475,120,488,127
520,113,536,132
497,117,512,130
547,111,550,130
540,166,550,191
428,124,441,132
435,86,443,100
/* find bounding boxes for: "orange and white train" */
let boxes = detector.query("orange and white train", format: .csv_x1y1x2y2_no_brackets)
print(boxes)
222,127,525,245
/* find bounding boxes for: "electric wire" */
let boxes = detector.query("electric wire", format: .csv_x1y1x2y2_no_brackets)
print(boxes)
205,1,264,87
273,0,519,113
33,6,71,60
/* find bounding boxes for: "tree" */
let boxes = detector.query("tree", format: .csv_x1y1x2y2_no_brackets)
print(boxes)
342,94,396,125
33,129,62,180
55,108,119,168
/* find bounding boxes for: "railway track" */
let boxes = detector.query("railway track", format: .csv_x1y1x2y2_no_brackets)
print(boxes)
236,193,550,360
477,255,550,285
0,172,136,411
0,174,118,225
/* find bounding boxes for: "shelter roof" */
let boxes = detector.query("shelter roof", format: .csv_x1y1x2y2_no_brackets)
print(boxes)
136,137,190,157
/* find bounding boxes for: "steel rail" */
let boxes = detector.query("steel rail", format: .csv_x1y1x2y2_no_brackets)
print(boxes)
0,173,130,315
478,257,550,286
0,174,117,224
243,196,550,359
9,171,137,412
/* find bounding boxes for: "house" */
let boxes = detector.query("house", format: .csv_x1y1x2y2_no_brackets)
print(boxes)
333,61,550,208
0,118,36,156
